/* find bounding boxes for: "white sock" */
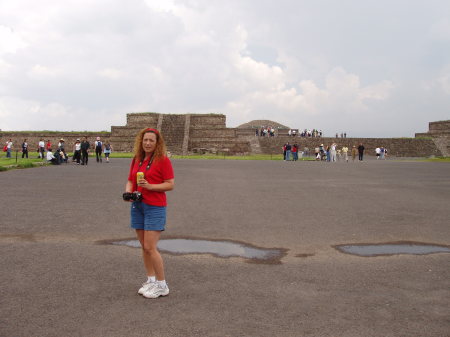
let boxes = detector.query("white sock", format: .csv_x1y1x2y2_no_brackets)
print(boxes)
156,280,167,288
147,276,156,283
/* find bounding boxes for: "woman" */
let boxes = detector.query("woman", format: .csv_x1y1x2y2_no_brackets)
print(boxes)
73,139,82,164
21,139,28,158
351,145,357,162
103,142,112,162
5,139,13,158
125,128,174,299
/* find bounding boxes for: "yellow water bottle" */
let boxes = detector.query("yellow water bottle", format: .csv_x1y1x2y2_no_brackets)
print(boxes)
137,172,144,181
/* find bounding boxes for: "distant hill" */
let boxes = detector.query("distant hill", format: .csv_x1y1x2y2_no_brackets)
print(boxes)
237,120,290,129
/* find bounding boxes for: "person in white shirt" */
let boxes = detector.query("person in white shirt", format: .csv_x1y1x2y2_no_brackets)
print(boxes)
375,147,381,159
5,139,13,158
46,149,57,165
330,143,337,162
73,139,82,164
38,139,45,159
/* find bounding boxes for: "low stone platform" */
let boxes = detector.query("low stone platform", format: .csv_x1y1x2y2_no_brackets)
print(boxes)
0,115,447,157
415,120,450,156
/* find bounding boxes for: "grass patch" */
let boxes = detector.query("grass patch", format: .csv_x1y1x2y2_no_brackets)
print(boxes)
17,162,36,169
422,157,450,162
1,130,110,134
0,152,47,170
172,153,317,161
393,157,450,162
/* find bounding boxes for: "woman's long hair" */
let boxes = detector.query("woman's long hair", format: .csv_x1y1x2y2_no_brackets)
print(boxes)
133,128,167,162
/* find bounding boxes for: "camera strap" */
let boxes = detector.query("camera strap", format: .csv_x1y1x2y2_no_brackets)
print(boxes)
138,153,155,171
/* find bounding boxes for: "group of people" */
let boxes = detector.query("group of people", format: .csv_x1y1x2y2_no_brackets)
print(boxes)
282,142,301,161
312,143,386,162
3,137,112,165
256,126,276,137
298,129,322,138
287,129,324,137
256,127,324,138
313,143,352,161
375,147,387,159
70,136,112,165
281,142,388,162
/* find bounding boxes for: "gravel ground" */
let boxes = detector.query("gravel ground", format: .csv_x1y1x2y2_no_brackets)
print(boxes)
1,157,449,337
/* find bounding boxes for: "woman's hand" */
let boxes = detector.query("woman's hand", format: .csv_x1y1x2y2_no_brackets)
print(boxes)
137,178,174,192
137,178,153,190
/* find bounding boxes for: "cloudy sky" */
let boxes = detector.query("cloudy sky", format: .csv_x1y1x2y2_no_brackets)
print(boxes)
1,0,449,137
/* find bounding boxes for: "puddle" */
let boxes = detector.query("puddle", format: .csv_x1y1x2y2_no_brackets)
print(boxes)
334,242,450,257
110,238,286,264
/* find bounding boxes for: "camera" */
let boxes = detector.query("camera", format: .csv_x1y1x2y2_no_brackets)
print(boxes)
122,191,143,201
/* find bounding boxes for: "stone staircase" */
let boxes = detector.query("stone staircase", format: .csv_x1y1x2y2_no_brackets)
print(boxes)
160,114,186,154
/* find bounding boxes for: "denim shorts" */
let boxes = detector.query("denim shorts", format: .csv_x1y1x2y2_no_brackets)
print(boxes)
130,202,166,231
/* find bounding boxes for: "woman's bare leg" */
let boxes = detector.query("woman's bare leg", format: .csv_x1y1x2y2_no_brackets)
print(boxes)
136,229,155,277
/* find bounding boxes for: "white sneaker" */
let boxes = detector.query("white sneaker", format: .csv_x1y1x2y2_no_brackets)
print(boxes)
138,281,156,295
142,283,169,298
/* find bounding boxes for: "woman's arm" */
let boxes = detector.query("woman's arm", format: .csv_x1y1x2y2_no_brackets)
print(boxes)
138,179,174,192
125,180,133,193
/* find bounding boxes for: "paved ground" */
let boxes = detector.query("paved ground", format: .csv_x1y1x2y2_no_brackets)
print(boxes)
1,157,449,337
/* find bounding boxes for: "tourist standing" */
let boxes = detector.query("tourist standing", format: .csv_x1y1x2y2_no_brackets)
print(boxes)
95,137,103,163
285,142,292,161
358,143,365,161
375,147,381,159
104,142,112,162
125,128,174,299
5,139,13,158
38,139,45,159
46,140,52,151
319,144,325,160
292,143,298,161
21,139,28,158
73,139,82,164
330,143,337,162
341,146,349,162
351,145,357,161
81,137,90,165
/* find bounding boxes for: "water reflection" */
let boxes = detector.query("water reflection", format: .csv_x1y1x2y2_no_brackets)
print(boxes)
112,238,285,263
335,242,450,257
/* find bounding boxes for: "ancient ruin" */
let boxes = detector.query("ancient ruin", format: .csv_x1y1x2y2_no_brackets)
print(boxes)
1,113,448,157
415,120,450,157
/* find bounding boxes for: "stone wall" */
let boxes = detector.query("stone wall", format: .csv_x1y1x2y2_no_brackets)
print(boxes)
0,132,111,153
1,115,446,157
257,136,442,157
415,120,450,156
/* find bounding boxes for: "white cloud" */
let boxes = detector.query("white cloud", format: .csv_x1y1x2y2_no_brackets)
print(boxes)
430,19,450,40
28,64,63,79
0,0,449,137
97,68,124,80
226,65,394,128
0,25,27,54
437,67,450,94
